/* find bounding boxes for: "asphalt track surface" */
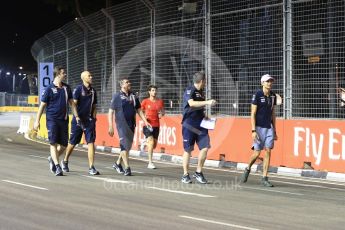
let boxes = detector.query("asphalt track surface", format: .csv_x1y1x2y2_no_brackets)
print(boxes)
1,117,345,229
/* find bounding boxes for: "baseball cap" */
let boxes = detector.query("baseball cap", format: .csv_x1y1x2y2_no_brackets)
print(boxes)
261,74,275,83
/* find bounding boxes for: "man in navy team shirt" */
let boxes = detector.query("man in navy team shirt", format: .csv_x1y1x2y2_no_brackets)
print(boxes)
61,71,100,176
108,77,150,176
181,71,216,184
34,66,80,176
240,74,278,187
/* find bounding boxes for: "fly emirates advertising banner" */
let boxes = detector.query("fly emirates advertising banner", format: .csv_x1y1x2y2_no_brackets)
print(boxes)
64,115,345,174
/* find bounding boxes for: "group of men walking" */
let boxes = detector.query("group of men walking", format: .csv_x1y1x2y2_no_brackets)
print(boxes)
34,68,99,176
34,66,277,187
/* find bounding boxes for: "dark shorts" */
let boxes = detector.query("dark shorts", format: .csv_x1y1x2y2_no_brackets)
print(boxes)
182,122,210,152
117,125,135,152
46,119,69,147
143,126,160,139
69,117,96,145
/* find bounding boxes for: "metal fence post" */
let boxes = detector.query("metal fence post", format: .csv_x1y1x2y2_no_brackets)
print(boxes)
327,0,337,118
44,35,55,63
205,0,211,115
58,29,69,82
75,19,88,70
140,0,155,84
0,92,5,106
283,0,292,119
101,8,117,94
151,4,156,85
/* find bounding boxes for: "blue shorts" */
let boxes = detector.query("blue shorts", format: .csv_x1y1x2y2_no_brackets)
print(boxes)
182,122,210,152
46,119,69,147
252,126,274,151
117,125,135,152
69,117,96,145
143,126,160,139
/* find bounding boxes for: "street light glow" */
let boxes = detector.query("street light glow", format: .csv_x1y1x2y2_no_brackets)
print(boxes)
6,72,10,76
19,66,23,70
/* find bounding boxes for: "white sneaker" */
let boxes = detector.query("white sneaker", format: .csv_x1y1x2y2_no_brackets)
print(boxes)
147,162,156,169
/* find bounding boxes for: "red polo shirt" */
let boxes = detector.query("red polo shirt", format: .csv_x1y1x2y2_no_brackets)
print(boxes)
141,98,164,127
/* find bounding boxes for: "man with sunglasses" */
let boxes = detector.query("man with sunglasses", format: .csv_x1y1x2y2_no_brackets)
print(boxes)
240,74,278,187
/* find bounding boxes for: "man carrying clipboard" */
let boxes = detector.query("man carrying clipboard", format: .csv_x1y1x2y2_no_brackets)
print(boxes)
181,71,216,184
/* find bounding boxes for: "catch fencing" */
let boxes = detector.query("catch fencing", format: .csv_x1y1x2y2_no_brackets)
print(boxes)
31,0,345,119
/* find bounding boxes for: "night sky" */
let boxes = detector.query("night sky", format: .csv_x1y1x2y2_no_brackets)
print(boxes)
0,1,77,72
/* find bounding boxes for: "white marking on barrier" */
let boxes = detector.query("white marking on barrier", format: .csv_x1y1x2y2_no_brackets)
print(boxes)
17,115,30,134
2,180,48,191
96,146,105,151
179,215,261,230
17,115,32,134
326,172,345,183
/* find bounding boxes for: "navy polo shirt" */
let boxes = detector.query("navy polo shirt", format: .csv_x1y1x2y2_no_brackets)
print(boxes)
251,89,276,128
73,84,97,121
41,82,72,121
110,91,140,129
182,85,205,125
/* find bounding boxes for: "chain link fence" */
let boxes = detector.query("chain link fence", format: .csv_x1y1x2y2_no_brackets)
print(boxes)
0,92,30,107
31,0,345,119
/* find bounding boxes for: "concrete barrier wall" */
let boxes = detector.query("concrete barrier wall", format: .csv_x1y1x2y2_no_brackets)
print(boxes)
34,113,345,174
98,114,345,173
0,106,38,112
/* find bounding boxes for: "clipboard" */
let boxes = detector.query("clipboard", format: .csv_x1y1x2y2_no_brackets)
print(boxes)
200,117,216,130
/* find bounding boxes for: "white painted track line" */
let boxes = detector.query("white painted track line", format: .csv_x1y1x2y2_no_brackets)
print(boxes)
2,180,48,191
241,186,304,196
82,175,133,184
147,186,215,198
179,215,261,230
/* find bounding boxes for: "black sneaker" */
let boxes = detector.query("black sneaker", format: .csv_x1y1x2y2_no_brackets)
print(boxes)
181,173,192,184
193,171,207,184
261,177,274,187
55,164,63,176
89,166,100,175
112,162,124,174
48,156,56,174
61,160,69,172
240,168,251,183
123,167,132,176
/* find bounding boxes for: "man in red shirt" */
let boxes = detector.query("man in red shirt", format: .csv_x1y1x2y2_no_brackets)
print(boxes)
141,85,165,169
